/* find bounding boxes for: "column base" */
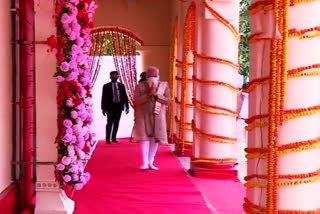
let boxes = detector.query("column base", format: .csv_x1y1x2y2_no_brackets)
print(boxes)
174,149,192,157
175,143,193,157
35,187,75,214
168,134,178,144
189,163,239,181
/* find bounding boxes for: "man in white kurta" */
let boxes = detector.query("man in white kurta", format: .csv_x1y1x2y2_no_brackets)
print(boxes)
133,66,170,170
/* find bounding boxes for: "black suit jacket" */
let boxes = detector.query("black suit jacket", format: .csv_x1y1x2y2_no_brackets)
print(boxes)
101,82,129,112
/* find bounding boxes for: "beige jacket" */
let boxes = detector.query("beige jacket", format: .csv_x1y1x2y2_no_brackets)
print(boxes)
132,81,170,144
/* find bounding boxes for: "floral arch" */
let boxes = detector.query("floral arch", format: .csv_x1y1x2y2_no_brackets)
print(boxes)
89,26,144,107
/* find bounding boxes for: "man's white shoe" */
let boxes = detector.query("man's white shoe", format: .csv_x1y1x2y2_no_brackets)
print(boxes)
149,164,159,170
140,165,149,170
140,141,150,170
148,142,159,170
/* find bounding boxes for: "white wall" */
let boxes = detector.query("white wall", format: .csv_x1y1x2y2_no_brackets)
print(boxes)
91,56,143,140
0,0,13,192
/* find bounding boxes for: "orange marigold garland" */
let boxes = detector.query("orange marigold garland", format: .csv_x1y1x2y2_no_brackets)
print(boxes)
178,3,195,156
169,17,178,140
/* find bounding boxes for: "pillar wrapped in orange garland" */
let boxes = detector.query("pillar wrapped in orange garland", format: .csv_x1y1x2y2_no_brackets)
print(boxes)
172,0,185,147
244,0,320,213
190,0,240,177
175,2,196,157
168,17,178,144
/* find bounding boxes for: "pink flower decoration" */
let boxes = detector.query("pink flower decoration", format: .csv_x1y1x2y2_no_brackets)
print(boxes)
66,99,74,107
74,183,83,190
63,119,73,128
72,174,79,181
61,14,72,24
63,175,72,182
63,133,72,143
56,163,65,171
61,156,72,165
60,62,70,72
56,76,65,83
71,110,78,119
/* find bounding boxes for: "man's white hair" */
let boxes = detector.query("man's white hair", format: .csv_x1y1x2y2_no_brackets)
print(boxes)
146,66,160,77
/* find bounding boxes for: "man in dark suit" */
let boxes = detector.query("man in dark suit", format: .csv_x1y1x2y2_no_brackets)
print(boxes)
101,71,129,144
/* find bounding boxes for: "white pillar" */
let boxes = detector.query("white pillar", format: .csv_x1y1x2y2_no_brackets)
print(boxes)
34,1,74,213
192,1,240,176
245,1,320,212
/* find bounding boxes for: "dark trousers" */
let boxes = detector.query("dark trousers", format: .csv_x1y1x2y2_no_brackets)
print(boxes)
106,104,123,142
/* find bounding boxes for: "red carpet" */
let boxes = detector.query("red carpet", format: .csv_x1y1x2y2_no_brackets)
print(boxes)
191,178,245,214
73,140,212,214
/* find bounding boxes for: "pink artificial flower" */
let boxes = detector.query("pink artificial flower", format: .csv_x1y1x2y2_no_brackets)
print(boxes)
79,175,87,184
70,0,80,5
63,119,73,128
63,133,73,143
72,124,81,134
86,1,98,15
83,172,91,181
56,76,65,83
86,115,93,123
61,156,72,165
77,139,85,150
69,31,77,40
66,71,77,81
82,46,89,53
69,60,77,69
66,99,74,107
67,145,75,156
71,110,78,119
74,183,83,190
66,128,73,134
72,174,79,181
63,175,72,182
70,164,79,172
72,44,81,54
60,62,70,72
76,37,84,46
61,14,72,24
71,136,77,144
56,163,65,171
73,22,81,32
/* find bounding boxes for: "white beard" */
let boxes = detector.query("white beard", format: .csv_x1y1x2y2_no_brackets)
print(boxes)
147,77,159,88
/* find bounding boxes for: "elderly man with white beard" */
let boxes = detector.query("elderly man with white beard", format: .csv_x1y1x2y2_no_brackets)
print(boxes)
132,66,170,170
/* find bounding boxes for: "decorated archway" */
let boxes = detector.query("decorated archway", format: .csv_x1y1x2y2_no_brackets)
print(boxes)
89,26,143,107
173,2,196,157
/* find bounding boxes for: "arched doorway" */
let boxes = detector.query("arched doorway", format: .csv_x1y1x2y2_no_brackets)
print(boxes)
89,26,143,140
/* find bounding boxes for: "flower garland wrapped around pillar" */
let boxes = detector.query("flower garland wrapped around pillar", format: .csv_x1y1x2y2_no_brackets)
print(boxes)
54,0,97,190
176,2,195,157
244,0,320,213
191,0,240,176
168,17,178,144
